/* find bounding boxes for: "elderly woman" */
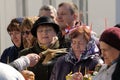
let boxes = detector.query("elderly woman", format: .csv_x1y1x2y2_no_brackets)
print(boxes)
50,26,102,80
70,27,120,80
19,16,67,80
92,27,120,80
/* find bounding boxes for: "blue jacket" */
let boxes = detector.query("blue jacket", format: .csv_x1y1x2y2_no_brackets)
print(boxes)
0,45,23,63
50,49,101,80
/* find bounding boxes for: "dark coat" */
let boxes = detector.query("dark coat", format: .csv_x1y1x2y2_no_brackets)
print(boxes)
19,41,67,80
58,31,71,48
0,35,24,64
112,57,120,80
50,50,100,80
0,45,23,63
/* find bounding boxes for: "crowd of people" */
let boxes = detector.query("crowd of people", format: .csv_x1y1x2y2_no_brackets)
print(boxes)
0,1,120,80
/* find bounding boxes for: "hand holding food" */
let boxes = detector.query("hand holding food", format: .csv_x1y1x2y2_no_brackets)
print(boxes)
83,74,92,80
66,72,83,80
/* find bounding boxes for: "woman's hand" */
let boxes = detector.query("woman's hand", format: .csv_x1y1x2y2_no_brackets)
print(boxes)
72,72,83,80
26,53,40,67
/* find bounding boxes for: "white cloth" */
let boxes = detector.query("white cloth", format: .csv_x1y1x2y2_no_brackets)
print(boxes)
0,62,25,80
93,63,117,80
11,56,30,71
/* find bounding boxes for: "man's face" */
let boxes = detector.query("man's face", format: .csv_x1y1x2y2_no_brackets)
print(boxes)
56,5,75,29
100,41,120,65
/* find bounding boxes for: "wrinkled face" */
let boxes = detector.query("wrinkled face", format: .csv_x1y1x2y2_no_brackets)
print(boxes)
22,27,33,43
71,35,87,57
56,5,75,29
9,31,21,47
100,41,120,65
37,25,57,46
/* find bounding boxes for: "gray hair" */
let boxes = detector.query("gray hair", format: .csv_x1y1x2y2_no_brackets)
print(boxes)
38,5,57,17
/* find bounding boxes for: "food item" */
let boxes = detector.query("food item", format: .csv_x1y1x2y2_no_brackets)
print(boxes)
40,48,68,64
21,70,35,80
66,72,82,80
83,74,92,80
66,72,73,80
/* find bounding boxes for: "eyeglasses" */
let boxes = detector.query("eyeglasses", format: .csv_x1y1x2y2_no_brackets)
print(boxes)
22,31,31,35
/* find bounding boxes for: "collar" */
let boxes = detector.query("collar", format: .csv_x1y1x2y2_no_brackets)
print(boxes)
38,40,60,50
107,55,120,69
65,49,82,64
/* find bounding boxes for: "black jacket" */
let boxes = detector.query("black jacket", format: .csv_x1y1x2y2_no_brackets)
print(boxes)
19,41,67,80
